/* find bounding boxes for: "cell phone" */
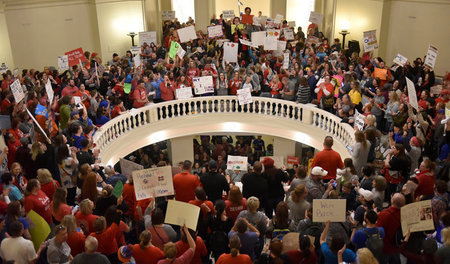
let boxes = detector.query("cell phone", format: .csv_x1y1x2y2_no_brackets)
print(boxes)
332,182,337,188
346,145,353,151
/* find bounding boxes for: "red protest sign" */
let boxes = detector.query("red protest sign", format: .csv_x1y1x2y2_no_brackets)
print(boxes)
65,48,87,67
287,156,300,164
241,14,254,24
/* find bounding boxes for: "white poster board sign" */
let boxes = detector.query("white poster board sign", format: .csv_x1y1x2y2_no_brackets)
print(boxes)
0,63,7,74
223,42,238,63
10,79,25,104
132,166,174,200
237,88,253,105
274,14,283,24
165,200,200,231
309,11,323,25
266,29,281,39
133,54,141,67
139,31,157,46
208,25,223,38
354,110,364,130
312,199,346,222
45,79,54,103
277,40,287,51
283,29,294,40
222,10,235,20
57,55,69,72
175,86,193,100
251,31,266,46
73,96,83,109
393,53,408,66
283,52,289,69
193,76,214,95
424,44,438,69
177,26,198,43
177,45,186,59
264,36,277,50
239,39,257,48
401,200,434,236
363,30,378,52
161,10,175,21
227,155,248,170
406,77,418,111
120,158,144,179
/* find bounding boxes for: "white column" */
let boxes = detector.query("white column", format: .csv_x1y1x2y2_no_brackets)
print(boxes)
169,136,194,166
194,0,215,32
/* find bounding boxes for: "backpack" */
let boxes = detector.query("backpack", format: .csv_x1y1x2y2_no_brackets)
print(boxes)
272,228,290,241
363,228,384,259
321,94,335,108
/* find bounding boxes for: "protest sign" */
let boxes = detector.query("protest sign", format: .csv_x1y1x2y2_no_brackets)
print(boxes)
222,10,235,19
0,135,6,150
287,21,296,28
161,10,175,20
309,11,323,25
139,31,157,46
239,39,257,48
424,44,438,69
169,41,180,59
0,63,7,74
406,77,418,111
132,166,174,200
266,19,276,29
241,14,253,24
306,36,319,45
277,40,287,51
112,180,124,198
133,54,141,67
35,104,48,118
10,79,25,103
26,108,50,143
283,29,294,40
373,68,387,80
208,25,223,38
0,115,11,130
264,36,277,50
312,199,346,222
267,29,281,39
254,16,267,26
45,79,54,103
287,156,300,165
363,30,378,52
354,110,365,130
73,96,83,109
227,155,248,170
430,85,442,97
176,86,193,100
57,55,69,72
237,88,252,105
193,76,214,95
401,200,434,236
393,53,408,66
231,24,245,34
65,47,87,67
223,42,238,63
177,45,186,59
251,31,266,46
130,47,141,57
28,210,51,251
120,158,144,179
165,200,200,230
283,52,289,69
177,26,197,43
260,156,285,168
274,14,283,24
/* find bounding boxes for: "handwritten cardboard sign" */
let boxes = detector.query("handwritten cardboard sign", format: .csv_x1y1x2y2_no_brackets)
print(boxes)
165,200,200,230
132,166,174,200
312,199,346,222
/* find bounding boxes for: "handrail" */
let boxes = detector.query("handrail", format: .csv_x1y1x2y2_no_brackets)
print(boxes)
93,96,355,162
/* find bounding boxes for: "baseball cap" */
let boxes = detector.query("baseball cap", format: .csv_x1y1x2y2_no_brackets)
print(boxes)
117,245,133,262
311,166,327,176
358,188,374,201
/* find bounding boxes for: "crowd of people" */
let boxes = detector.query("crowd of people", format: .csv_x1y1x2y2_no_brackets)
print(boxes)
0,5,449,264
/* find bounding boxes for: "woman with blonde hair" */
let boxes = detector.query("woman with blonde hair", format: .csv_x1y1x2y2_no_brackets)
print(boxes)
158,225,196,264
132,230,164,263
37,168,60,201
287,184,310,231
384,91,400,132
437,228,450,263
61,214,86,256
10,162,27,192
75,198,98,236
216,234,252,264
356,248,378,264
225,185,247,222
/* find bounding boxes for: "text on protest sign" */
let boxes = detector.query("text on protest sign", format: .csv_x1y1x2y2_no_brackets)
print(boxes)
165,200,200,231
139,31,157,46
287,156,300,165
277,40,287,51
227,155,248,170
177,26,198,43
312,199,346,222
132,166,174,200
309,11,323,25
393,53,408,66
354,110,365,130
208,25,224,38
424,44,438,69
283,52,289,69
177,45,186,59
283,29,294,40
223,42,238,63
10,79,25,103
161,10,175,20
58,55,69,72
363,30,378,52
237,88,253,105
222,10,235,19
401,200,434,236
65,47,87,67
0,63,7,74
175,86,193,100
406,77,418,111
239,39,257,48
193,76,214,95
169,41,180,59
120,158,144,179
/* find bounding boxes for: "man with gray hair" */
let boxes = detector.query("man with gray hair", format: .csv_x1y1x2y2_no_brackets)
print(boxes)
72,236,110,264
104,165,127,186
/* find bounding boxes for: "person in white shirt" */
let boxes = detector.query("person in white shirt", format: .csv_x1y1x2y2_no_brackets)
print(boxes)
47,224,71,264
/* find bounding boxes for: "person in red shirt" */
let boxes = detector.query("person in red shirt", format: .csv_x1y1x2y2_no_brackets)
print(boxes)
75,198,99,236
0,91,12,114
23,179,52,224
90,216,119,263
122,180,136,218
225,185,247,222
229,71,242,95
376,193,405,262
188,187,215,220
61,79,79,96
133,80,149,108
111,98,127,119
132,230,165,264
175,228,207,264
314,75,334,102
160,76,175,101
158,225,195,264
173,160,202,203
50,188,72,223
372,60,392,88
285,233,318,264
435,89,449,105
112,78,125,97
414,159,436,197
61,214,86,257
269,75,283,97
187,61,200,79
74,83,91,109
37,168,60,202
310,136,344,181
215,234,252,264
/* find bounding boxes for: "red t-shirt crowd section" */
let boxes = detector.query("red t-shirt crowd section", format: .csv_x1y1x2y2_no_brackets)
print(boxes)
0,6,449,264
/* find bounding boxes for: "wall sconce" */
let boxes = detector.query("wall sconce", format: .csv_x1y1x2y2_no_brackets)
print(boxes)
127,32,137,47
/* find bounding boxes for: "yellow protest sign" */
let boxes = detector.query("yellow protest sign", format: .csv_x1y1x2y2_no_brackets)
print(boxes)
27,210,51,251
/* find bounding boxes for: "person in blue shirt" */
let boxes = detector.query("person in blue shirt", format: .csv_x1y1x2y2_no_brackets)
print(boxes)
351,209,385,250
320,220,357,264
150,72,163,103
70,123,85,150
1,173,23,202
95,106,110,126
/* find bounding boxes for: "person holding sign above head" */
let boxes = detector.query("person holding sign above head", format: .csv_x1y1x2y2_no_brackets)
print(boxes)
157,225,196,264
228,218,259,261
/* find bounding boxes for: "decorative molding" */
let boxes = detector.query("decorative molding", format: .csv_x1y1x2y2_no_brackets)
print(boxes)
95,0,143,5
384,0,450,4
3,0,96,11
